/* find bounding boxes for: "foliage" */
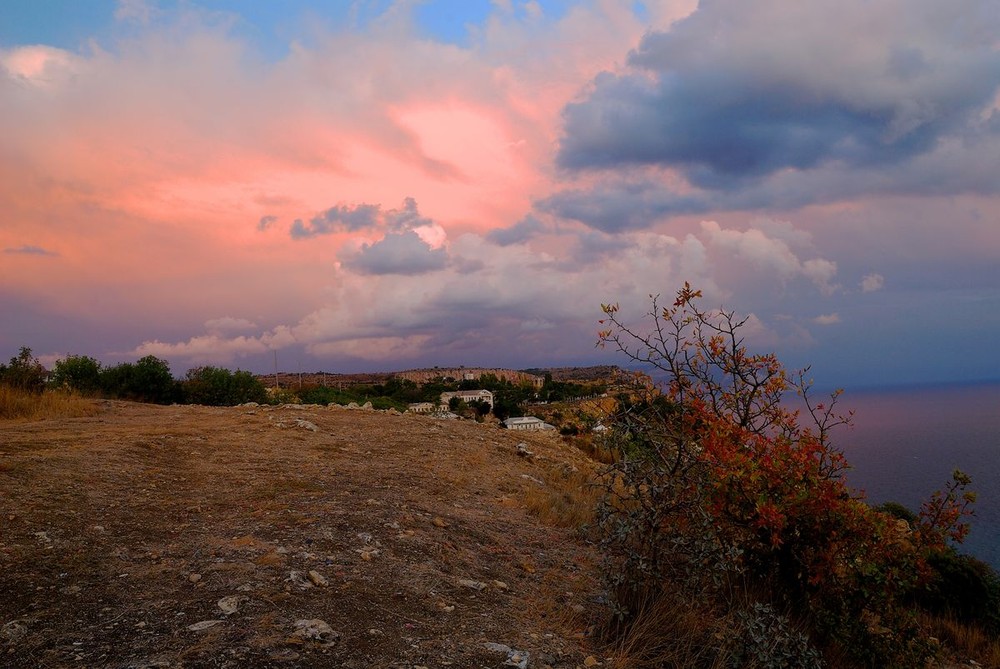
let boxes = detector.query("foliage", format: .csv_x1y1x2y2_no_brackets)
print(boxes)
594,284,978,667
918,550,1000,633
728,602,824,669
490,386,527,420
298,385,356,406
539,377,605,403
369,395,407,411
294,384,406,411
0,346,48,393
50,355,102,394
266,386,301,405
182,366,268,406
876,501,918,525
100,356,179,404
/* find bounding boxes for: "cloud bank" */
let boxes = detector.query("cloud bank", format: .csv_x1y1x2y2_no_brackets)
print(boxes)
1,0,998,388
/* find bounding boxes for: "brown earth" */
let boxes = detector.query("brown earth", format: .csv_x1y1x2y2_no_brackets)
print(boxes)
0,401,606,669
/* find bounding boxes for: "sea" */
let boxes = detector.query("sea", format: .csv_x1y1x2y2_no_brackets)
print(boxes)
835,381,1000,570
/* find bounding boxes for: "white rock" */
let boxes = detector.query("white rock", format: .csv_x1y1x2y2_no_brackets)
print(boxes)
292,619,339,646
458,578,487,591
484,643,530,669
187,620,224,631
285,571,314,590
217,595,247,615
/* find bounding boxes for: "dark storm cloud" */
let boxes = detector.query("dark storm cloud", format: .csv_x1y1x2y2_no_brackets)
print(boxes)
382,197,433,232
536,180,712,232
486,215,546,246
340,230,449,275
290,202,382,238
557,0,1000,192
289,198,437,239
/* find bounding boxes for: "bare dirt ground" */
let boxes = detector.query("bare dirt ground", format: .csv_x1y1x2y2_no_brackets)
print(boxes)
0,401,606,668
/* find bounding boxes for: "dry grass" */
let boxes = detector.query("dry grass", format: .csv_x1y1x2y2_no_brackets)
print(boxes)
522,464,602,530
603,589,730,669
922,613,1000,668
0,385,99,421
1,402,609,667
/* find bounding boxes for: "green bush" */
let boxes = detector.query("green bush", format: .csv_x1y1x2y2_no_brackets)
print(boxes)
370,396,406,411
919,550,1000,632
182,366,267,406
298,385,356,406
877,501,919,525
100,356,178,404
728,602,823,669
50,355,102,394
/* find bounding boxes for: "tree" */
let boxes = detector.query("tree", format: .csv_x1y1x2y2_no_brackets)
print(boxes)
50,355,102,394
229,369,268,405
100,356,177,404
183,366,268,406
183,366,232,406
595,284,976,666
1,346,48,393
131,355,177,404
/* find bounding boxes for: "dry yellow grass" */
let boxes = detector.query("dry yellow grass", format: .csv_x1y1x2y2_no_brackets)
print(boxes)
603,589,730,669
0,385,99,421
522,463,602,530
922,613,1000,668
0,401,608,667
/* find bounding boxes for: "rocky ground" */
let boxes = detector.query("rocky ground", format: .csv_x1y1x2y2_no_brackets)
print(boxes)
0,401,606,668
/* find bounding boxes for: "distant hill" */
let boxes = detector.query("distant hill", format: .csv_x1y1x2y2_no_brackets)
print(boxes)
257,365,630,390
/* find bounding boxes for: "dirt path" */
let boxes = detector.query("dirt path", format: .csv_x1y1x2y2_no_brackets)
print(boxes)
0,402,605,668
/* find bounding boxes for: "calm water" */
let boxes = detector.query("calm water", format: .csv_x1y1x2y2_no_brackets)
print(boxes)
836,382,1000,569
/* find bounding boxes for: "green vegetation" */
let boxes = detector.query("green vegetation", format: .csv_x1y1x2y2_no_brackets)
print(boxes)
99,356,178,404
4,347,268,408
50,355,102,394
183,366,268,406
0,346,48,394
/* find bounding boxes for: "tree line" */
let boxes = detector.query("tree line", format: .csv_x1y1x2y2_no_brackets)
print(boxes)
1,347,265,406
1,347,606,414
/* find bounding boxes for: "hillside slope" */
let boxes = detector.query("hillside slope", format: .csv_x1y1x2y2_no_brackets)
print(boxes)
0,402,603,668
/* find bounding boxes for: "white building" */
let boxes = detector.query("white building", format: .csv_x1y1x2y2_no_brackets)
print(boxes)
502,416,555,431
440,389,494,408
407,402,436,413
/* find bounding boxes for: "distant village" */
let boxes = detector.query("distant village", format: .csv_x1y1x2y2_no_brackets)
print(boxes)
256,365,635,433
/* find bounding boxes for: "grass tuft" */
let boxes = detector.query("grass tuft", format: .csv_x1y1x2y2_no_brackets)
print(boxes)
921,613,1000,668
604,589,729,669
522,466,601,530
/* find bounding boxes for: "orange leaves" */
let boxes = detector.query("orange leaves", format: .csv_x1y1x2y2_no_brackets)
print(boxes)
595,285,981,665
917,470,977,549
673,281,702,307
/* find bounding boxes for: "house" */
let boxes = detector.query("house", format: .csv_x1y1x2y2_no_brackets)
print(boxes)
407,402,436,414
440,389,494,408
502,416,555,431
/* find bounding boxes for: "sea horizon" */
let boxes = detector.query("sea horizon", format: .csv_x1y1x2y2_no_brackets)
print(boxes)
836,380,1000,570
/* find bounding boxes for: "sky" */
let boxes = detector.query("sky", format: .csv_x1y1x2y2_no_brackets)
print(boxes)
1,0,999,389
